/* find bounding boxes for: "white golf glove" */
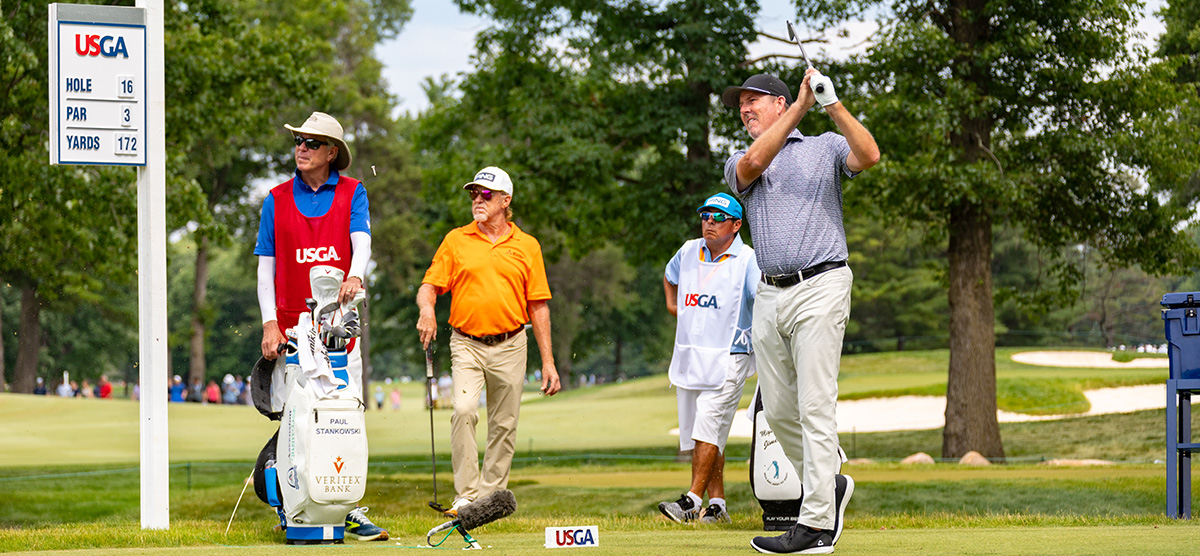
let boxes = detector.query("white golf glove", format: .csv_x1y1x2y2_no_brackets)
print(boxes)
809,72,838,106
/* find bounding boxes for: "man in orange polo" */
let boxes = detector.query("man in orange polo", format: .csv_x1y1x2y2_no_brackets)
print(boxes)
416,166,561,515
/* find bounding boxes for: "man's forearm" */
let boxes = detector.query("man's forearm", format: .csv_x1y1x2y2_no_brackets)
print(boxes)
416,283,437,314
826,103,880,172
529,302,553,363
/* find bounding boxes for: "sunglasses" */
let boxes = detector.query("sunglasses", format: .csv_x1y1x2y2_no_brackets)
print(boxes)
293,135,330,150
468,188,494,201
700,212,735,223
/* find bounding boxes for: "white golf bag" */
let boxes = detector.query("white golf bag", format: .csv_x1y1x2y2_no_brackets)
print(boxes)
748,387,846,531
252,266,368,544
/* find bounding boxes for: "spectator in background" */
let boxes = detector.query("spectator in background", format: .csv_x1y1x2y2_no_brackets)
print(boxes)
169,375,186,403
222,374,239,405
205,380,221,404
235,375,249,405
98,375,113,399
69,380,79,397
374,385,385,410
80,379,94,399
56,379,73,397
188,378,204,402
132,381,140,401
390,388,401,411
34,377,47,395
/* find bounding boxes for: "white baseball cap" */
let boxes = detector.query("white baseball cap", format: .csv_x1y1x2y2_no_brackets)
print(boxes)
463,166,514,197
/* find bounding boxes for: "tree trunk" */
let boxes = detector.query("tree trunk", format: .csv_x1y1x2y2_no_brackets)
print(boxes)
614,335,625,382
0,291,6,392
189,236,209,385
942,202,1004,459
13,286,43,394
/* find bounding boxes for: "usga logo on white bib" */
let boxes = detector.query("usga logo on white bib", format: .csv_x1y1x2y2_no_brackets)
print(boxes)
296,246,342,264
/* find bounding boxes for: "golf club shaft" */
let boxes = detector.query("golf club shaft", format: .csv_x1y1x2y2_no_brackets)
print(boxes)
786,21,824,94
426,346,439,505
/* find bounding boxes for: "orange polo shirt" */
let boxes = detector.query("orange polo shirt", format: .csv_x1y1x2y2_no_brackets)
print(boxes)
422,221,552,337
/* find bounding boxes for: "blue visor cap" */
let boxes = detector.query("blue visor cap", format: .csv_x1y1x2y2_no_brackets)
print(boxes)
697,192,743,220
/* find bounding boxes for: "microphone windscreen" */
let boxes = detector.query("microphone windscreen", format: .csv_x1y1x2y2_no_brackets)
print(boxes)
456,489,517,531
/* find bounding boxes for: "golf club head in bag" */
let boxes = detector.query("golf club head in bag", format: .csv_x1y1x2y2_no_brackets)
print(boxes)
308,266,366,351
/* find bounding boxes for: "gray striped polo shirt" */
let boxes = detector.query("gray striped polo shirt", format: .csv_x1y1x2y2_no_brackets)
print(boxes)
724,129,856,276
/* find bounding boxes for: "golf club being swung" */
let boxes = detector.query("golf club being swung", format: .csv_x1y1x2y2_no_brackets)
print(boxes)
786,21,824,94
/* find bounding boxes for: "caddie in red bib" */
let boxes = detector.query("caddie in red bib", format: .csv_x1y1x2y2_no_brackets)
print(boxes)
252,111,388,542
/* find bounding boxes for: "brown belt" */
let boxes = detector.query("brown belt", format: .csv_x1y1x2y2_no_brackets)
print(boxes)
454,326,525,346
762,260,847,288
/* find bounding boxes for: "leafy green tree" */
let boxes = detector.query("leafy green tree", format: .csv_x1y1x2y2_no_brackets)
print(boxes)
841,206,949,352
817,0,1200,457
416,0,761,263
0,1,143,394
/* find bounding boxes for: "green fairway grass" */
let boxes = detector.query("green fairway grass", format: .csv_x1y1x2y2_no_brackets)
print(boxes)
0,348,1174,467
3,348,1196,553
3,523,1200,555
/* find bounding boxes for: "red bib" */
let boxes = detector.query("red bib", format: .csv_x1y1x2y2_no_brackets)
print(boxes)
272,177,356,333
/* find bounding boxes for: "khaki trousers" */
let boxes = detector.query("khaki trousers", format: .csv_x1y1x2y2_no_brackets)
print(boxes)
448,329,528,501
752,266,852,530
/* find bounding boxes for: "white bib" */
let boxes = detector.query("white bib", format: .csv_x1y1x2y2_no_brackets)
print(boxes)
668,239,753,390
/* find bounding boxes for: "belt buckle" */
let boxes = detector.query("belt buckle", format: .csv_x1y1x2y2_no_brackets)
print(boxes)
481,334,501,346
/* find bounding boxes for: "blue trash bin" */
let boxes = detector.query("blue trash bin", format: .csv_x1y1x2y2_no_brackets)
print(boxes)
1162,292,1200,379
1162,292,1200,518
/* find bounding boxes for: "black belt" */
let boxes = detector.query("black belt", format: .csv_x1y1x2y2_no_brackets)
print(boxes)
454,326,525,346
762,260,847,288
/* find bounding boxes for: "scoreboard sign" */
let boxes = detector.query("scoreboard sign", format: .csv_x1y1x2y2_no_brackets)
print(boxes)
49,3,146,166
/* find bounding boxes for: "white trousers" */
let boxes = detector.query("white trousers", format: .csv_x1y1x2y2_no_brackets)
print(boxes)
753,266,852,530
676,353,755,452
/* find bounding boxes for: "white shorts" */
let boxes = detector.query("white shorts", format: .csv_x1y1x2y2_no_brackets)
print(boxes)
676,353,755,453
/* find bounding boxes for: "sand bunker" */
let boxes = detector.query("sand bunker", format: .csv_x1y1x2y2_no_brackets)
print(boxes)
674,351,1169,437
718,384,1167,436
1010,350,1168,368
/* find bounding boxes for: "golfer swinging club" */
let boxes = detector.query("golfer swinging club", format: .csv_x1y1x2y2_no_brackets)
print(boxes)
723,68,879,554
416,166,561,516
658,192,759,525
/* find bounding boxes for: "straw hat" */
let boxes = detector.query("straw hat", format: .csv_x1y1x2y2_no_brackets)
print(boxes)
284,111,352,171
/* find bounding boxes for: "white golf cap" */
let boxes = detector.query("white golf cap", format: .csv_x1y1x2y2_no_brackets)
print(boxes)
463,166,513,197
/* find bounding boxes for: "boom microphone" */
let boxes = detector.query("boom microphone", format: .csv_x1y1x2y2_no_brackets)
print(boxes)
426,490,517,546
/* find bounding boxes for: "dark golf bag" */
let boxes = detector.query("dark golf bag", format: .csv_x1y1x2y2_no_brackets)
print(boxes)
250,265,368,545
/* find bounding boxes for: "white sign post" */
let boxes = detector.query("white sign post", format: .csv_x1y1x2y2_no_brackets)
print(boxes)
49,2,169,530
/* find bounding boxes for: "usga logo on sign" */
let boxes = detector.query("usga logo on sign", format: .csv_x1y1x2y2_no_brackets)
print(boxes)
544,526,598,548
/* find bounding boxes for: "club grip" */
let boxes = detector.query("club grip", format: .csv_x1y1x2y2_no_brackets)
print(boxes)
816,84,825,94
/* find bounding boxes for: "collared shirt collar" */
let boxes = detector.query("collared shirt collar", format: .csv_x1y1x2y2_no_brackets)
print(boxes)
466,220,517,243
786,128,805,142
701,233,745,261
292,168,341,193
